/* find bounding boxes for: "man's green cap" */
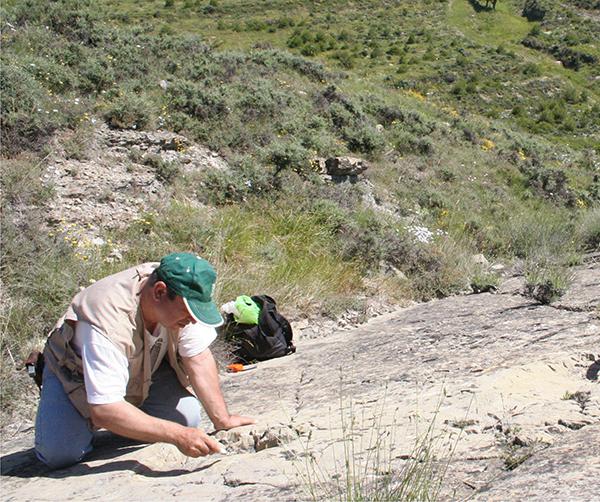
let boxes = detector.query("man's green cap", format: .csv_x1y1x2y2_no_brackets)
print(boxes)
156,252,223,327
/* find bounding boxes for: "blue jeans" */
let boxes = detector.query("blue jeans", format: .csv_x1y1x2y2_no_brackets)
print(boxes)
34,362,202,469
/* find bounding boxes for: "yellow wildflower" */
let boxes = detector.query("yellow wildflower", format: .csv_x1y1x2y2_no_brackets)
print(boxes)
481,138,495,151
406,89,426,101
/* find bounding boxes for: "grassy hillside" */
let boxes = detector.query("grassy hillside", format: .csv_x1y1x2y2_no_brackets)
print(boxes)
1,0,599,425
104,0,600,147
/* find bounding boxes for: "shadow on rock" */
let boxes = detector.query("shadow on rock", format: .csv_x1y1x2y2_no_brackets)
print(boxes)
2,433,146,478
1,448,50,478
2,448,221,479
586,359,600,381
58,458,223,478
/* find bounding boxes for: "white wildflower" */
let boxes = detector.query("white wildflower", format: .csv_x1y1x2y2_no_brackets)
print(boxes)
408,225,434,244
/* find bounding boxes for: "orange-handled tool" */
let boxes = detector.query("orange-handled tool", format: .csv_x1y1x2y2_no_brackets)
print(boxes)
227,363,257,373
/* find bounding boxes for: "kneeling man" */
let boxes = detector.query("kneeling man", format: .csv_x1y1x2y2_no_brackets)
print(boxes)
35,252,254,469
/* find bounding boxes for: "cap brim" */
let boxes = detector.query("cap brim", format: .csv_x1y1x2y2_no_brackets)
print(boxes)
183,297,224,327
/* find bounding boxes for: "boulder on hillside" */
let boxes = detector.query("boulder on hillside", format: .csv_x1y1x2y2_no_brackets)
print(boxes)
522,0,547,21
325,156,369,176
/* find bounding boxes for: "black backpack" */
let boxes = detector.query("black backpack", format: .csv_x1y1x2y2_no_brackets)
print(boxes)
222,295,296,363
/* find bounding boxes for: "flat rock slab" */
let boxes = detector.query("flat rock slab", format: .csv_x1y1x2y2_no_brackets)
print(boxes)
473,424,600,502
2,263,599,501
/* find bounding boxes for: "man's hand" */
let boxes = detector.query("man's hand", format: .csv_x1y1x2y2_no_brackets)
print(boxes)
213,414,256,431
175,426,223,457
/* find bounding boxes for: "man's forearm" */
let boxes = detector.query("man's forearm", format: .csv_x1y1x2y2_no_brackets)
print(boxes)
182,349,231,428
90,401,221,457
91,401,186,444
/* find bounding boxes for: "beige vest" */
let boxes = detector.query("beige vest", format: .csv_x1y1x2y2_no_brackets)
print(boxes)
44,263,192,419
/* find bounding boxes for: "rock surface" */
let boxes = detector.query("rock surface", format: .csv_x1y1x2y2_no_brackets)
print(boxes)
312,156,370,183
2,262,599,501
473,424,600,502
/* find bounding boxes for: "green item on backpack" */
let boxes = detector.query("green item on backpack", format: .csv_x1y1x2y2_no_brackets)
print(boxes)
234,295,260,325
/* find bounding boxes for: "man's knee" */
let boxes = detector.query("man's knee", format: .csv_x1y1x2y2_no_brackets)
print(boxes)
142,362,203,427
176,395,202,428
34,367,93,469
35,438,91,470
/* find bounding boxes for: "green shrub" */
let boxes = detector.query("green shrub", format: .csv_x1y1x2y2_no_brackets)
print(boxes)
308,199,347,233
392,130,418,154
79,59,115,93
287,29,312,49
470,270,500,294
167,80,229,120
143,154,181,183
512,105,525,117
405,238,472,300
520,164,574,204
370,45,383,59
322,85,362,117
250,49,328,82
522,63,541,77
338,211,406,270
328,102,356,129
245,19,268,31
62,124,93,161
103,91,154,129
195,157,276,205
576,207,600,251
342,123,384,155
21,53,77,93
332,49,355,69
505,208,576,259
529,24,542,37
265,140,310,174
235,79,290,121
0,60,69,154
452,80,467,97
399,109,436,136
524,262,572,304
9,0,104,45
391,129,434,156
522,0,547,21
563,87,580,104
508,133,550,165
205,2,221,15
291,115,338,155
362,100,404,126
